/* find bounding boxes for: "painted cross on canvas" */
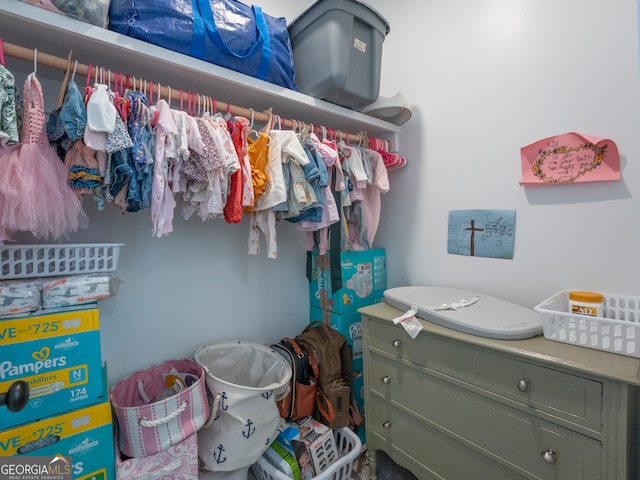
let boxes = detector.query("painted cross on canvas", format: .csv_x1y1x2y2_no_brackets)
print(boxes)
448,210,516,259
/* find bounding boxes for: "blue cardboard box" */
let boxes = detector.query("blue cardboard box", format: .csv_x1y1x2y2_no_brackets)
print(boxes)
276,424,301,452
310,307,363,372
0,304,103,429
308,249,386,314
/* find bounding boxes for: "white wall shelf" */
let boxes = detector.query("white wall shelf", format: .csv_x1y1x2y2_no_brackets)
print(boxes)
0,1,401,144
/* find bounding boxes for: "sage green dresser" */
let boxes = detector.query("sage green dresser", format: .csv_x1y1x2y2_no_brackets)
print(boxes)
360,302,640,479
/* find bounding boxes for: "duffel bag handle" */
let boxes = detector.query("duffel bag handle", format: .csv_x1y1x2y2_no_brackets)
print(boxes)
192,0,271,80
139,400,188,428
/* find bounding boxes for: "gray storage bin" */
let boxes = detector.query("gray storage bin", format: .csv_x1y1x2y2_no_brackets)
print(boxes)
288,0,389,109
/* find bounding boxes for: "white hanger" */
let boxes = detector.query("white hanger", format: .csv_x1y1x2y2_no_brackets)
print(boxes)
71,60,78,82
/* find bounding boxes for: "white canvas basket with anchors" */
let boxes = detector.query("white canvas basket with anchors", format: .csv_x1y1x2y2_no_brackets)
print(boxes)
196,341,292,479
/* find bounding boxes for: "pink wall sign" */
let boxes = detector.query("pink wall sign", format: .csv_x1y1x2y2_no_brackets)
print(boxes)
520,132,620,186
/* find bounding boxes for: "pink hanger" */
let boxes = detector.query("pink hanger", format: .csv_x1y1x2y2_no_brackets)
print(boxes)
84,64,93,103
0,38,5,67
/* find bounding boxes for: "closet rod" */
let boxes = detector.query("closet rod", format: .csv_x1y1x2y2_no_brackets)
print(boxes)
2,41,370,145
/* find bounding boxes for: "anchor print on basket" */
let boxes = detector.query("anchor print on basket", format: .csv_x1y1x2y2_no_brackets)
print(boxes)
195,341,292,476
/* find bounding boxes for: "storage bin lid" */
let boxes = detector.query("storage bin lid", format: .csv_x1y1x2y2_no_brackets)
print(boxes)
288,0,390,38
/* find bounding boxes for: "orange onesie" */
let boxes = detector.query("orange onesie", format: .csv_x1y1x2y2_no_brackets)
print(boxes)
244,132,270,215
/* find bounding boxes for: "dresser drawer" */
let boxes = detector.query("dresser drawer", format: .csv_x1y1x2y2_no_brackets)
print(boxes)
367,318,603,432
368,397,529,480
368,371,602,480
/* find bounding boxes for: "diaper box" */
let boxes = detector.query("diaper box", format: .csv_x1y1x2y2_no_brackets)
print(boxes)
0,304,103,429
0,398,115,480
293,416,339,475
310,307,363,371
308,248,386,314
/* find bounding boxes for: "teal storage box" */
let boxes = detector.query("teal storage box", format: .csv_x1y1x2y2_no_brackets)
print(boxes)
0,399,115,480
0,305,103,429
288,0,389,109
309,248,386,314
310,307,363,371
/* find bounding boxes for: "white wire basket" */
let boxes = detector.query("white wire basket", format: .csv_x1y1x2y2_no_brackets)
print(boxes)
251,427,362,480
534,290,640,358
1,243,124,279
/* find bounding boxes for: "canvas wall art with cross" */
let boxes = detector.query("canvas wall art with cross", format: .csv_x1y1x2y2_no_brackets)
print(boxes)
447,209,516,259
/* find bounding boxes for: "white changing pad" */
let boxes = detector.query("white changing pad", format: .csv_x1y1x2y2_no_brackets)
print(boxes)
383,286,542,340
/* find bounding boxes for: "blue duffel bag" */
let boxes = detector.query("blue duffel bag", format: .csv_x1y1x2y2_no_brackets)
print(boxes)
108,0,297,90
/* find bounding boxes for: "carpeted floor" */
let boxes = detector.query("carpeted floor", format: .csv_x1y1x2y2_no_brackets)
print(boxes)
352,449,418,480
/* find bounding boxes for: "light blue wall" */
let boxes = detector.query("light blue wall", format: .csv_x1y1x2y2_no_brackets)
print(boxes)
272,0,640,308
369,0,640,308
11,0,640,385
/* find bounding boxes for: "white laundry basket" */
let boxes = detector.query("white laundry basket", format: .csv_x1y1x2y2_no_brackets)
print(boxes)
196,341,292,480
1,243,123,279
251,427,362,480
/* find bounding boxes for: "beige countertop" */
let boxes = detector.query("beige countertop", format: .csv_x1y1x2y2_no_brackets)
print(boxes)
360,302,640,386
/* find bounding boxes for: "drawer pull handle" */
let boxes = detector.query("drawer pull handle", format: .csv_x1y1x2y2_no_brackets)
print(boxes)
517,379,530,392
541,449,557,464
382,421,392,429
391,339,402,348
381,375,391,384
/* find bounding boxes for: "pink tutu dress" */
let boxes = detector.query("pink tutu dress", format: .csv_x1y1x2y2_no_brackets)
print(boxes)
0,73,88,240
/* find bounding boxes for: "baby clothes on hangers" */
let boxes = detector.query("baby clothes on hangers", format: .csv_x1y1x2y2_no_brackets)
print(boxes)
125,90,154,212
257,129,303,212
359,148,389,246
248,208,278,259
0,73,88,240
0,64,19,146
247,127,311,260
64,139,101,200
195,116,225,220
175,116,200,220
108,147,133,213
178,114,212,220
169,108,190,198
234,116,255,209
84,83,117,151
105,91,133,154
340,141,370,188
244,132,270,213
151,98,178,237
296,133,340,231
271,129,309,216
303,135,346,254
205,113,241,218
345,148,389,250
223,116,252,223
278,158,316,220
0,65,18,146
